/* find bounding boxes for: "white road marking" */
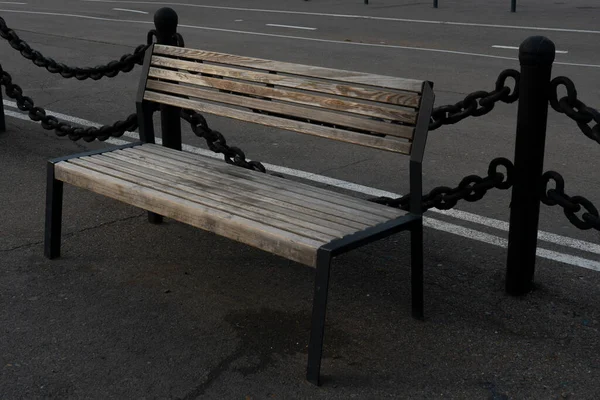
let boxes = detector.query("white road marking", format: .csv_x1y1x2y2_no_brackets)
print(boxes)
81,0,600,35
266,24,317,31
235,19,243,22
427,219,600,272
492,45,568,54
3,102,599,271
1,9,598,69
0,2,27,4
112,8,148,14
174,24,599,69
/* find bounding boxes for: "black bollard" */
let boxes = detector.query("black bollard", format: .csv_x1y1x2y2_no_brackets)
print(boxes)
506,36,556,295
511,0,517,12
154,7,182,151
148,7,183,225
433,0,438,8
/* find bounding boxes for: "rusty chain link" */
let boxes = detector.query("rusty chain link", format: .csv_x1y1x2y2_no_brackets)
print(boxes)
549,76,600,145
541,171,600,231
0,15,151,80
181,109,266,173
429,69,520,131
369,157,514,211
0,65,137,141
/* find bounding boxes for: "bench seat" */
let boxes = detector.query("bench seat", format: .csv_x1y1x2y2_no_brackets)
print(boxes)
52,142,408,267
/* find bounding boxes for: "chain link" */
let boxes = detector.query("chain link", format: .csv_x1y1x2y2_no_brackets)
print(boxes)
550,76,600,145
181,109,266,173
0,16,151,80
0,65,137,141
370,157,514,211
541,171,600,231
429,69,520,131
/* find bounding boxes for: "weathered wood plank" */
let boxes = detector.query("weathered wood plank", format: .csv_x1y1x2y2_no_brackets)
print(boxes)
154,45,425,93
55,161,323,266
143,91,412,154
68,158,341,242
101,152,375,231
146,80,414,138
82,154,363,237
147,68,417,126
138,144,404,219
151,56,421,108
128,145,402,219
117,147,392,225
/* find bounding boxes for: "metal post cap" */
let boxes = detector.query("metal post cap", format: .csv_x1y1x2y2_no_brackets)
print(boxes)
154,7,178,34
519,36,556,66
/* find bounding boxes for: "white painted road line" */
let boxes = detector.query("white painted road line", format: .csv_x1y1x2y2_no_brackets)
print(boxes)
492,45,568,54
81,0,600,35
266,24,317,31
174,24,599,69
112,8,148,14
0,2,27,4
1,9,599,69
3,101,599,271
427,219,600,272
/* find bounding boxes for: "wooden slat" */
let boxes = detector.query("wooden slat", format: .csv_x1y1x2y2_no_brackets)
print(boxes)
55,161,323,266
146,80,414,138
100,152,377,230
154,45,425,93
143,91,412,154
139,144,404,219
130,145,403,219
148,68,417,126
83,154,366,236
117,147,393,225
67,158,340,243
151,55,421,108
101,152,377,231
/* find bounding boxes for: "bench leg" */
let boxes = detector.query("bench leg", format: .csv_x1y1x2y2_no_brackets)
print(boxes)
411,220,424,320
147,211,163,224
44,163,63,259
306,251,332,386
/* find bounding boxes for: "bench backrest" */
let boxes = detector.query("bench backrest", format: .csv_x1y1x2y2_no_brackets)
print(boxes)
137,44,434,161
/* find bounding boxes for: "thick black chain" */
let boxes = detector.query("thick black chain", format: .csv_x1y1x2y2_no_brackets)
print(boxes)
0,65,137,141
370,158,514,211
541,171,600,231
550,76,600,145
429,69,520,131
181,109,266,173
0,16,150,80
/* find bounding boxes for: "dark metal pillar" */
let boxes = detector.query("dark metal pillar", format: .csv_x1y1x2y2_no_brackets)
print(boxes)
44,162,63,259
154,7,182,151
306,250,332,386
433,0,438,8
506,36,555,295
148,7,182,225
0,88,6,132
511,0,517,12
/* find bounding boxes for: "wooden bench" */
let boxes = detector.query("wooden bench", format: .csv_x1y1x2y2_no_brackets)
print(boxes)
44,44,434,385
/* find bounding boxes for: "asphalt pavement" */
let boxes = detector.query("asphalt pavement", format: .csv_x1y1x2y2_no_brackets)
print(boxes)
1,0,599,398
